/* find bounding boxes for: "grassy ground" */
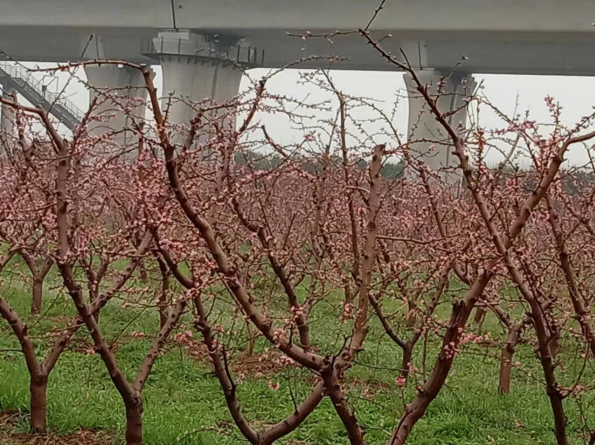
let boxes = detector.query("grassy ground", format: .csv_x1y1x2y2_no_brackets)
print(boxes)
0,266,593,445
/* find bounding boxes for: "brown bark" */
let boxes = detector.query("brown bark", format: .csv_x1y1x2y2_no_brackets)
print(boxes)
495,252,568,444
0,292,48,433
322,361,366,445
138,261,148,282
348,144,384,360
499,324,521,395
125,400,143,445
29,373,47,433
23,258,52,315
156,257,170,329
42,233,153,376
344,284,355,305
498,353,513,395
193,291,259,444
400,346,413,380
246,320,257,356
55,243,181,445
369,294,410,381
58,239,146,445
337,93,360,295
81,256,108,321
31,277,43,315
259,382,324,445
406,303,417,328
549,333,561,359
474,306,487,334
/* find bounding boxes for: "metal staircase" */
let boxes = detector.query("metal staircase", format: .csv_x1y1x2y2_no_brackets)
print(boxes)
0,62,84,130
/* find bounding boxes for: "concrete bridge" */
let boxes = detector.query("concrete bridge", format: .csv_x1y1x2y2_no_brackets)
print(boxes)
1,0,595,169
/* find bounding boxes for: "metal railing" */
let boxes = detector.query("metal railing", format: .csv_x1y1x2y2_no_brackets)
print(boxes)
0,62,84,129
143,36,264,68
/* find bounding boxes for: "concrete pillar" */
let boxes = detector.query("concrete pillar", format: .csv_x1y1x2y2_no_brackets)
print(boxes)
155,31,244,134
1,86,16,135
212,64,243,105
127,68,152,129
160,58,216,126
85,65,129,134
212,64,244,131
404,71,476,179
82,34,152,147
84,65,152,145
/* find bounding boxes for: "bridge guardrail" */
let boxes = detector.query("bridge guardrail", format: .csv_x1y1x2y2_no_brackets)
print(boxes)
142,36,264,68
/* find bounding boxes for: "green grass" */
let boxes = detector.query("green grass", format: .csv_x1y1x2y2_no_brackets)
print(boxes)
0,266,593,445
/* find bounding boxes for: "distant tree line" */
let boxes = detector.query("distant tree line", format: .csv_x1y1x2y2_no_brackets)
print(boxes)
235,150,405,178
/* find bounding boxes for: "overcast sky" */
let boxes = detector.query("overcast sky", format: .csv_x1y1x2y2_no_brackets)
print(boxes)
13,62,595,167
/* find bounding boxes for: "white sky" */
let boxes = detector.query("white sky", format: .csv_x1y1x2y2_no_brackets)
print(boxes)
11,63,595,167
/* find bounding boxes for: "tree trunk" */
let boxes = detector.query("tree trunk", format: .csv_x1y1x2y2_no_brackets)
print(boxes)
522,295,569,445
30,373,47,433
499,350,513,395
344,284,354,305
406,303,417,328
157,258,169,330
473,307,486,323
549,333,561,359
474,307,486,334
322,365,365,445
158,298,167,330
246,321,257,356
400,345,413,380
90,286,101,322
138,260,148,282
125,401,143,445
499,326,520,395
31,277,43,315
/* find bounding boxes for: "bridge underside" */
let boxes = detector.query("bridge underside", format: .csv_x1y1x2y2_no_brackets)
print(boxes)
2,26,595,76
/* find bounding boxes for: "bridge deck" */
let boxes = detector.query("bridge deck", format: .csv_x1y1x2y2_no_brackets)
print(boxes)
1,0,594,75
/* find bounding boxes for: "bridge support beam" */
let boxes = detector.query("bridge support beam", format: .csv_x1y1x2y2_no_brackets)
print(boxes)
154,31,244,141
1,86,16,135
404,71,476,181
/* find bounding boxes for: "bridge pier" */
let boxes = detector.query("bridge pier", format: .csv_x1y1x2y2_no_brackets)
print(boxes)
159,55,216,127
82,35,153,149
151,31,248,142
84,64,151,144
211,64,243,105
404,71,476,181
160,59,242,122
